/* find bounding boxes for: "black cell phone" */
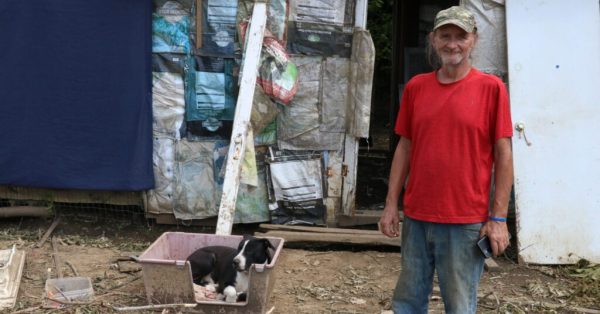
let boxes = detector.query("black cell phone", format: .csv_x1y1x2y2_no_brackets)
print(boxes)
477,235,493,258
477,234,512,258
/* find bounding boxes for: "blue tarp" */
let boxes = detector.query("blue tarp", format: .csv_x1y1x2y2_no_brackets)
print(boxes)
0,0,154,190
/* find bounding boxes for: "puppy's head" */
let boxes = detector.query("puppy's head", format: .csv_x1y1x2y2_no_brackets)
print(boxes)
232,235,274,271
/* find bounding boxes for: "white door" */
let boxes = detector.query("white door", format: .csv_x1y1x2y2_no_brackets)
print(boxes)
506,1,600,264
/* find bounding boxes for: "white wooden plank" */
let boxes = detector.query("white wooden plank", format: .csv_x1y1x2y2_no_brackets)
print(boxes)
342,135,359,215
325,197,341,226
341,0,369,216
326,149,343,225
215,2,267,236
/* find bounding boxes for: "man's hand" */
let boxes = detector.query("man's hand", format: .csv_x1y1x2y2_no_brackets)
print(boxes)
379,205,401,238
479,221,510,257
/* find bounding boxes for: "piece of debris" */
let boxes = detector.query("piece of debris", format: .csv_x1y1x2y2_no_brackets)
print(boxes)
35,216,61,248
113,303,197,312
537,266,557,278
117,261,142,273
484,258,501,272
51,236,63,278
193,283,218,302
526,280,546,297
265,306,276,314
44,276,95,309
350,297,366,305
0,245,26,310
111,252,140,263
65,261,79,277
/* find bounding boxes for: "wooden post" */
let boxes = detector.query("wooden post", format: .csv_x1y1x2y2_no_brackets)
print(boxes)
215,2,267,236
195,0,202,49
341,0,369,217
342,136,359,216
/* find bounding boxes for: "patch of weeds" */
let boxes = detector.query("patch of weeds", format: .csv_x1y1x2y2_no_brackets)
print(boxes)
498,302,528,314
0,228,40,242
11,299,35,312
116,241,151,252
62,235,113,248
73,306,102,314
568,259,600,306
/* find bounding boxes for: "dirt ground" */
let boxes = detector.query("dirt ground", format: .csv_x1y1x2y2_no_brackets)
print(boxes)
0,214,598,314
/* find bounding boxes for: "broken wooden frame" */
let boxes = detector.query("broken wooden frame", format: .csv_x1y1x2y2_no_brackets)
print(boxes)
215,1,267,235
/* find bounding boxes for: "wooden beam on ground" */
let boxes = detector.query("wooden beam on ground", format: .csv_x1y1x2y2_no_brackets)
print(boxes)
0,206,52,218
336,210,403,227
336,210,382,227
255,230,400,247
259,223,384,236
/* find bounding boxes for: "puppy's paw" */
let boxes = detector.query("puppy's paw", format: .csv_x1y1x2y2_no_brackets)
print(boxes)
205,283,217,292
224,286,237,303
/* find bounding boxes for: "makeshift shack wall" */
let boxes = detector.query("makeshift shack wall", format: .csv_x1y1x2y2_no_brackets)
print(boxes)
144,0,373,226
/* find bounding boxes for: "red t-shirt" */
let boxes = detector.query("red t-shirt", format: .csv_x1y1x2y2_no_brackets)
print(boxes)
395,68,513,223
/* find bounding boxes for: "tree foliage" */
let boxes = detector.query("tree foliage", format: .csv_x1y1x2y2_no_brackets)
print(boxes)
367,0,393,74
367,0,394,108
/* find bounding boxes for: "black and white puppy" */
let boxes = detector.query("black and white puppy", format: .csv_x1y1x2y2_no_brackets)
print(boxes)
187,236,274,302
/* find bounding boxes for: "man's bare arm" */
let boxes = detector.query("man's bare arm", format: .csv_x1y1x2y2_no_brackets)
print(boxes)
379,137,411,238
480,137,514,256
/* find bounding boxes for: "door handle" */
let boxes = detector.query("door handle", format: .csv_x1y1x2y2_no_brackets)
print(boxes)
515,122,532,146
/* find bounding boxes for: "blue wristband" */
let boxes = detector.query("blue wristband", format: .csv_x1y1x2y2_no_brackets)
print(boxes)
488,216,507,222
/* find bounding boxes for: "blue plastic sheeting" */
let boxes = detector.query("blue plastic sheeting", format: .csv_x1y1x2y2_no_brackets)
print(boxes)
197,0,237,57
187,57,237,122
0,0,154,191
152,14,191,54
152,0,191,54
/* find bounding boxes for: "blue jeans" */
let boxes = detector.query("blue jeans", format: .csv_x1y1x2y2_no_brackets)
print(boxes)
392,216,484,314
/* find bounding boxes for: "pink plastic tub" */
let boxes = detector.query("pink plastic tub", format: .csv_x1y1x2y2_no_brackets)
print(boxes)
137,232,284,314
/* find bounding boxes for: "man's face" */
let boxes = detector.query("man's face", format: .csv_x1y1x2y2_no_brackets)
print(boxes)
431,24,476,67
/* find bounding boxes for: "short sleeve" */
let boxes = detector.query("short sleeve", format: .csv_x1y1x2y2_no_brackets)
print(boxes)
493,82,513,140
394,84,413,138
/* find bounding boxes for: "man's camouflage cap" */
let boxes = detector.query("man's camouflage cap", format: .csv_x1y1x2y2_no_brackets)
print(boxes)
433,6,477,33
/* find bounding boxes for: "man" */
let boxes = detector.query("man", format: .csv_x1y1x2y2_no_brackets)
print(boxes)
379,6,514,314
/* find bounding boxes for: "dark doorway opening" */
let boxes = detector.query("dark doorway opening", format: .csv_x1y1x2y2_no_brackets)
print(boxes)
355,0,458,211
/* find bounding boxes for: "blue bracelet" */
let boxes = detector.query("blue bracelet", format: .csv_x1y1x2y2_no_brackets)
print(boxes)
489,216,507,222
